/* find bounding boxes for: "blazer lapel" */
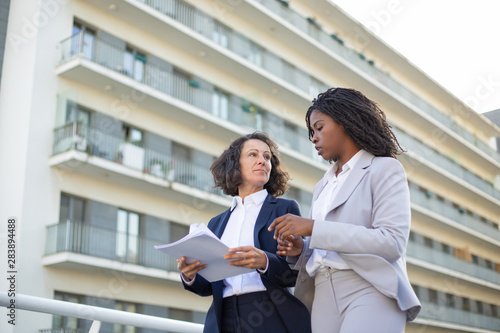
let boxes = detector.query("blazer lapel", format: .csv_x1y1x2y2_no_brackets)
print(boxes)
253,194,277,248
210,209,232,238
326,152,374,213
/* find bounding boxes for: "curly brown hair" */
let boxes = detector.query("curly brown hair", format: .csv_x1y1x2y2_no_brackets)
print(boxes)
306,87,405,158
210,132,290,197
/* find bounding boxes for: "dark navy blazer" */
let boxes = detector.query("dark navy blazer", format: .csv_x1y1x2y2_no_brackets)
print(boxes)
183,194,311,333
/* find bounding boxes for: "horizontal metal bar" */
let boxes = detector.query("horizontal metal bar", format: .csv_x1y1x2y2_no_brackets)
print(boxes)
0,292,203,333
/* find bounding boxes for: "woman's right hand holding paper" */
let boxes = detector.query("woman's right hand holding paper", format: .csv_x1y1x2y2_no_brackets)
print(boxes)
177,256,207,282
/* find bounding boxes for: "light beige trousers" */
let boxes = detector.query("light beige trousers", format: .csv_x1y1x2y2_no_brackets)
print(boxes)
311,269,406,333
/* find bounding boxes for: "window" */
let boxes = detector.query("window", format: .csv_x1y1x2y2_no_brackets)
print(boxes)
445,293,455,307
116,209,140,264
441,243,453,255
59,193,86,223
170,222,189,242
423,236,433,248
53,292,86,331
172,142,191,162
213,23,230,47
462,297,470,311
170,308,192,322
66,102,91,125
124,46,147,82
428,289,438,304
122,125,144,146
212,89,229,120
247,42,263,66
72,21,96,60
114,301,140,333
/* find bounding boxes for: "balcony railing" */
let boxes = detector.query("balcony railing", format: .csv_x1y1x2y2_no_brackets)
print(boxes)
256,0,500,164
52,122,315,212
407,240,500,286
53,122,223,196
45,220,178,272
58,32,317,161
408,182,500,241
136,0,329,96
418,300,500,331
394,127,500,201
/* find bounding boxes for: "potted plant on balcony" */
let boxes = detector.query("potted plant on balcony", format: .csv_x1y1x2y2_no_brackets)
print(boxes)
147,158,169,178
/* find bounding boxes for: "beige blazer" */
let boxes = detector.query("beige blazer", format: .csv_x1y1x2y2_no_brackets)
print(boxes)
292,151,421,321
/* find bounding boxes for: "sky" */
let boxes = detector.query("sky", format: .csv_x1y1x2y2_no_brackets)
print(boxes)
333,0,500,114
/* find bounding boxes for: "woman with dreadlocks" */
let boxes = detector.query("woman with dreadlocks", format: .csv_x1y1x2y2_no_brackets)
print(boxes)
269,88,421,333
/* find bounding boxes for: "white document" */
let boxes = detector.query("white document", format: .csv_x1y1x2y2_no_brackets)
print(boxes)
154,223,253,282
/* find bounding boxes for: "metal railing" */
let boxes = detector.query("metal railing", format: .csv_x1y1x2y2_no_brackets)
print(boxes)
0,292,203,333
394,127,500,201
408,182,500,241
256,0,500,163
136,0,329,96
52,121,314,211
45,220,178,271
52,122,223,196
58,32,318,162
417,300,500,331
407,240,500,286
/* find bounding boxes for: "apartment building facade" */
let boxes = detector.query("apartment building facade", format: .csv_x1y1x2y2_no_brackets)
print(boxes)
1,0,499,332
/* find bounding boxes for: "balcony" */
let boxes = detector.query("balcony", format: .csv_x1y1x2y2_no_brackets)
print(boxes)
44,220,178,274
52,122,223,197
409,182,500,243
82,0,328,106
407,240,500,288
57,31,326,175
417,300,500,332
254,0,500,165
51,122,313,212
394,127,500,204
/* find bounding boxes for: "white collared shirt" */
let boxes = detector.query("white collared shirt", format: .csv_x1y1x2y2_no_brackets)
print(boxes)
306,150,365,277
220,189,268,297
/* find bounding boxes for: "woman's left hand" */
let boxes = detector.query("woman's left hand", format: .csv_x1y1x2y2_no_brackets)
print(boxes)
224,246,267,270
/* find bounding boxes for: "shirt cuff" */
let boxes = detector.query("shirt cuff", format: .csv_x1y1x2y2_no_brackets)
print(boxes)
257,253,269,274
181,272,196,285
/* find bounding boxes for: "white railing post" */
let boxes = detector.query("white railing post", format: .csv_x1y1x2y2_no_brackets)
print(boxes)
89,320,101,333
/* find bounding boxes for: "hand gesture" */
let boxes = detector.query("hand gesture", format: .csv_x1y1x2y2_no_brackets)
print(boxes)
276,235,304,257
268,213,314,241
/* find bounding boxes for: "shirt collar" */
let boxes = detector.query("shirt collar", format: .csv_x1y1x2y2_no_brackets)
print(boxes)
323,149,366,183
231,188,268,209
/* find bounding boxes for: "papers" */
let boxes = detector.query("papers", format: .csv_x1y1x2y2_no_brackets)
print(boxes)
154,223,253,282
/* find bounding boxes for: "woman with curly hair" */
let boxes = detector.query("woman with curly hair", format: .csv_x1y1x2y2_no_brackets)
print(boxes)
177,132,311,333
269,88,421,333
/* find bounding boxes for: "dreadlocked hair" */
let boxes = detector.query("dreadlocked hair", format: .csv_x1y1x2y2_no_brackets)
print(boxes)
305,87,405,158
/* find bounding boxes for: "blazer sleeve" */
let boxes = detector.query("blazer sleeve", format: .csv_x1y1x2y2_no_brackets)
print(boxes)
261,199,301,287
182,273,213,297
310,158,410,262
